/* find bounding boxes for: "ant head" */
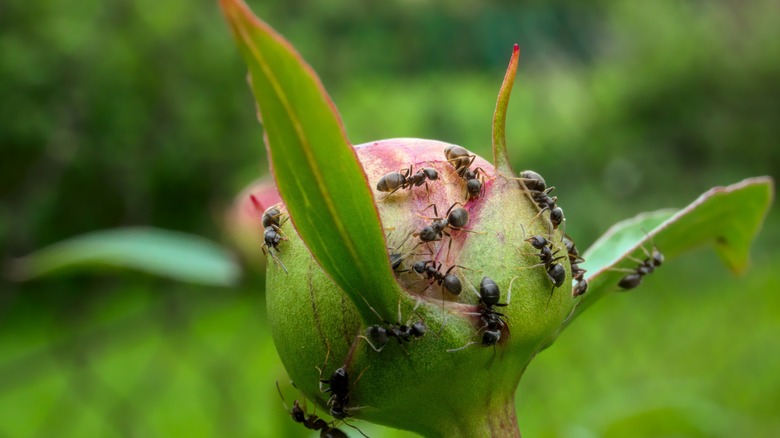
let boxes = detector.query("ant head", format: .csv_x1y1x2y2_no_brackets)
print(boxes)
411,321,427,337
423,167,439,180
572,279,588,297
525,235,548,250
652,248,664,267
264,227,282,246
412,260,428,274
290,400,306,423
550,207,564,227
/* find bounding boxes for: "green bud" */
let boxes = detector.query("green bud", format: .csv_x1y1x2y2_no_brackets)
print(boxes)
266,139,576,437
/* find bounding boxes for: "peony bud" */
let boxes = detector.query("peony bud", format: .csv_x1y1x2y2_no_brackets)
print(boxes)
263,138,576,437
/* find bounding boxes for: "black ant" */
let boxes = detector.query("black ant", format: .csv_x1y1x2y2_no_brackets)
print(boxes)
443,145,476,170
520,235,566,305
377,164,438,197
563,235,588,298
412,260,464,296
443,145,486,200
320,366,350,421
385,228,417,272
261,203,283,229
314,345,371,438
460,167,487,200
517,170,547,192
616,244,664,290
276,382,348,438
360,299,426,353
514,170,564,230
448,276,510,352
530,187,564,230
250,196,289,273
413,203,479,255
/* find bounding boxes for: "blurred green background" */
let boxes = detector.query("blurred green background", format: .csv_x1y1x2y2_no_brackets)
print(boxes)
1,0,778,436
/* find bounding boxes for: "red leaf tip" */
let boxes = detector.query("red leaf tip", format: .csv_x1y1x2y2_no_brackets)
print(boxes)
513,43,519,53
249,194,263,214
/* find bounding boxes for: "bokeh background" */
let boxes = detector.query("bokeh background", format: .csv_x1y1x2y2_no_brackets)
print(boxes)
1,0,778,436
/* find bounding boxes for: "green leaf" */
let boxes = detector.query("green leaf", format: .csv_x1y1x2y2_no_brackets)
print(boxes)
492,44,519,176
565,176,773,325
221,0,401,320
8,227,240,286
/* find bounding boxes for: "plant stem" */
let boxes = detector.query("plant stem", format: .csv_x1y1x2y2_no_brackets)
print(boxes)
430,394,520,438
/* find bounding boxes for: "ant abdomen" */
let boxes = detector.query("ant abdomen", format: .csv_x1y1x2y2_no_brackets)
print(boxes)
377,172,406,192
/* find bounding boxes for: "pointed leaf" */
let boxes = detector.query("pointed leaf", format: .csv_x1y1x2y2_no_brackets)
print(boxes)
565,176,773,325
8,227,240,286
220,0,401,320
492,44,519,176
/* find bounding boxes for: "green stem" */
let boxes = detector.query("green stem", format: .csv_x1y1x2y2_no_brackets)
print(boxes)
431,394,520,438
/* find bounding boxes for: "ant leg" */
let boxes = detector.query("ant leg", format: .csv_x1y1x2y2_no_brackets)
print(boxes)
342,421,370,438
527,206,550,228
275,381,291,412
270,224,289,239
546,283,555,310
445,201,466,217
267,248,289,274
516,262,546,272
447,338,479,353
360,296,389,324
415,204,442,221
357,335,385,353
507,276,520,305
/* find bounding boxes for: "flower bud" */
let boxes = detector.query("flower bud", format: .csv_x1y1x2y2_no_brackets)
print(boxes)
262,138,577,436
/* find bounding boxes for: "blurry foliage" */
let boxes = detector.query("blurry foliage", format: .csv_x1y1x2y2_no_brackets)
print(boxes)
1,0,778,436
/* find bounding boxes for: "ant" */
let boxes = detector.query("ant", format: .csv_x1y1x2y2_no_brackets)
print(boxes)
520,235,566,305
513,170,564,231
413,203,479,255
320,366,350,420
517,170,547,192
250,196,289,273
444,145,476,170
448,276,510,352
460,167,487,200
262,204,283,229
377,164,438,198
563,235,588,298
276,382,348,438
530,187,564,230
314,345,371,438
616,243,664,290
412,260,464,296
443,145,486,200
360,299,426,353
385,228,417,272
